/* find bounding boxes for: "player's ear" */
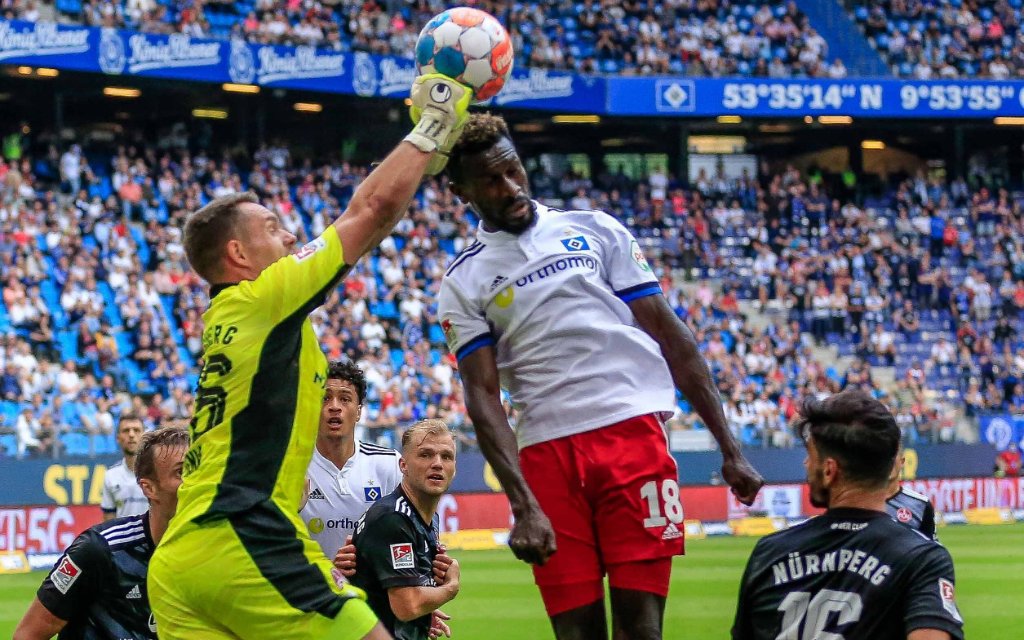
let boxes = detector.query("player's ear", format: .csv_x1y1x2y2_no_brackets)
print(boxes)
225,237,247,268
822,457,839,486
138,477,157,502
398,455,408,476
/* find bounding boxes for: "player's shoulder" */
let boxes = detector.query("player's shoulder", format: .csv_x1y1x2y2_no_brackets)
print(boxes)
357,440,400,459
361,490,415,529
897,486,931,504
550,203,625,229
748,516,816,555
94,514,150,550
444,239,489,279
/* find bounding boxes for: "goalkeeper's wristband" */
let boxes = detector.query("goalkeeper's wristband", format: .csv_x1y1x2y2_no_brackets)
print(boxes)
404,112,449,153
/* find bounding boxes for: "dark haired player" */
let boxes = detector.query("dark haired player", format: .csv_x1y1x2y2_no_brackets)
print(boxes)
732,390,964,640
438,112,764,639
301,360,401,560
14,427,189,640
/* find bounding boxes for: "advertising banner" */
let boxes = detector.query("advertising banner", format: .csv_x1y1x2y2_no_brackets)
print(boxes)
0,505,102,554
8,20,1024,118
607,77,1024,119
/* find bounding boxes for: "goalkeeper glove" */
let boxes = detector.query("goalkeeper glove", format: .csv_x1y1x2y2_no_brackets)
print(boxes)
405,74,472,175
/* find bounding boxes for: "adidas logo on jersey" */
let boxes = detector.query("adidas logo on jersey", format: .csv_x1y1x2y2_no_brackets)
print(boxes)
488,275,507,291
126,585,142,599
662,522,683,540
308,488,327,500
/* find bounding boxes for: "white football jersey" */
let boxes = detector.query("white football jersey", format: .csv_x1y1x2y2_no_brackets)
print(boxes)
300,442,402,559
100,459,148,518
438,203,676,448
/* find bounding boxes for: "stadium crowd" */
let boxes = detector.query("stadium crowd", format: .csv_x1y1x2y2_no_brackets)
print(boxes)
7,0,842,78
1,121,1015,459
852,0,1024,78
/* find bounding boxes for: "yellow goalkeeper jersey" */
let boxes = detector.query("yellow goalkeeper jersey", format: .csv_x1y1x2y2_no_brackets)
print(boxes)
166,225,347,535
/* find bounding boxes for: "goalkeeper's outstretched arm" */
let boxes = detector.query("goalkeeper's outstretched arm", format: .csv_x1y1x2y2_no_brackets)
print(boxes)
332,75,471,264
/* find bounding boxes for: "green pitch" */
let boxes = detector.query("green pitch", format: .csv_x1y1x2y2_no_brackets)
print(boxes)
1,524,1021,638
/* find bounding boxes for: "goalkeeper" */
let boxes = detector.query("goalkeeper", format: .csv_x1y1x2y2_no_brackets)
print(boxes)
147,74,472,640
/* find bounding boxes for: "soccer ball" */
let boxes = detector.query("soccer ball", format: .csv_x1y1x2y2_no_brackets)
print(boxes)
415,7,514,103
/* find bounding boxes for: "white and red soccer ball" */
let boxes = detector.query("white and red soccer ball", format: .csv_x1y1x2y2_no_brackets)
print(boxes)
415,7,514,102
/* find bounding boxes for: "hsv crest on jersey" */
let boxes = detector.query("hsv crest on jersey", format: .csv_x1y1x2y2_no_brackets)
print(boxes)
390,543,415,570
364,486,382,502
896,507,913,523
50,556,82,594
560,235,590,252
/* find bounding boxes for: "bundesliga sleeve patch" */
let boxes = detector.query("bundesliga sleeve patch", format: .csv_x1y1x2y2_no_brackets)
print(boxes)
630,240,652,272
441,318,457,349
292,237,327,262
50,556,82,594
938,578,963,622
390,543,415,570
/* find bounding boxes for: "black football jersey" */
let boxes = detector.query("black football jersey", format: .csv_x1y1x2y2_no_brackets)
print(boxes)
887,486,938,540
37,513,157,639
350,485,440,640
733,508,963,640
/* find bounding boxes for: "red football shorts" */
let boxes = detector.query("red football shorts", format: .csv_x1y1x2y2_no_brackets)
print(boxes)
519,414,685,593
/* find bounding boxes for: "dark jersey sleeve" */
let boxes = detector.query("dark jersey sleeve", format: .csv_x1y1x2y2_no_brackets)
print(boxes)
360,512,432,590
731,540,760,639
903,546,965,639
36,530,108,622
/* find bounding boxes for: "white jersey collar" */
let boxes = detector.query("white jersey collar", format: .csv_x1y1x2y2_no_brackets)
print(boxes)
312,444,357,476
475,200,546,244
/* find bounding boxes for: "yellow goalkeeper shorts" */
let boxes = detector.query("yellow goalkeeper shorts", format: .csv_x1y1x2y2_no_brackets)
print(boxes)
148,501,378,640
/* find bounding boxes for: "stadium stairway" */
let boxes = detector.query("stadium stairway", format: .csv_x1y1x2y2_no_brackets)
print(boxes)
796,0,889,77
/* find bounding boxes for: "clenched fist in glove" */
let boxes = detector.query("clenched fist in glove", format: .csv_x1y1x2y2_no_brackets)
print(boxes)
404,74,473,175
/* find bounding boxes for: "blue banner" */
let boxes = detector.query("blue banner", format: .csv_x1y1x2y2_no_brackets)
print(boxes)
606,76,1024,119
9,19,1024,118
8,19,1024,118
980,414,1024,451
0,20,600,112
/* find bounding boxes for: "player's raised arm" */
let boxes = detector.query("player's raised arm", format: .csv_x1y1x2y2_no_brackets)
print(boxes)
458,345,557,566
628,294,765,505
332,75,471,264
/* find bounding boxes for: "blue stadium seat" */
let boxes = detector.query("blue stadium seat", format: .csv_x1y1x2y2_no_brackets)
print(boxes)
428,324,445,344
61,433,91,456
97,282,123,327
56,0,82,15
0,434,17,457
